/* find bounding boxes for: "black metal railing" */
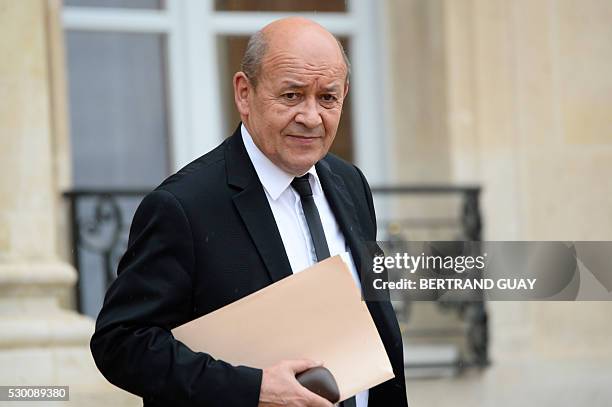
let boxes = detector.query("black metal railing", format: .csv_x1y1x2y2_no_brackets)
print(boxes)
64,189,150,317
371,185,488,371
371,185,482,241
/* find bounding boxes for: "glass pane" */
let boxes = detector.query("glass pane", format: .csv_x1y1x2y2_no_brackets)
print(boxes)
215,0,347,12
216,35,353,162
64,0,163,9
65,31,170,188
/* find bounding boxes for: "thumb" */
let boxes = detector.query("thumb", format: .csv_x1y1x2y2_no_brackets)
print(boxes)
286,359,323,374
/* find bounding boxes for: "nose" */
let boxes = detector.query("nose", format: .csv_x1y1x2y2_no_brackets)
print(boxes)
295,96,323,129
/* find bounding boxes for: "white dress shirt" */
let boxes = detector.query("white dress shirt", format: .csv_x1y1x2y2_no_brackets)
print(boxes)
242,124,369,407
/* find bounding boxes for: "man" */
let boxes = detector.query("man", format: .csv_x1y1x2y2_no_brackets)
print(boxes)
91,17,408,407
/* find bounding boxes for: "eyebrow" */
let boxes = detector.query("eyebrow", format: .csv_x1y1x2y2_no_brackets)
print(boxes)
279,81,342,93
280,81,307,89
320,84,341,93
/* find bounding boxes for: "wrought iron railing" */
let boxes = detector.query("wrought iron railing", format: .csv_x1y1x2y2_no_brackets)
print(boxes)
371,185,482,241
64,189,150,317
371,185,488,372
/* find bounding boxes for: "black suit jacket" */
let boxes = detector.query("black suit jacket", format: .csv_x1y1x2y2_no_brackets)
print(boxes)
91,126,408,406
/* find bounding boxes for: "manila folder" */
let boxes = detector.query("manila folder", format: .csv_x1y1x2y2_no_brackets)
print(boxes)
171,255,394,401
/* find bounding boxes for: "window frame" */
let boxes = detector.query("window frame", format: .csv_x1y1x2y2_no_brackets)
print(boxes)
62,0,391,183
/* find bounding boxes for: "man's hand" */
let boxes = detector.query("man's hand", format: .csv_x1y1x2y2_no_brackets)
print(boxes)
258,359,334,407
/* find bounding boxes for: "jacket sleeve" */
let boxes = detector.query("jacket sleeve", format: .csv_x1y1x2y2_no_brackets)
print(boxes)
90,189,262,406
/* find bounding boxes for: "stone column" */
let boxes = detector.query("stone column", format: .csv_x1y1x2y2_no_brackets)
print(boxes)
442,1,612,403
0,1,137,405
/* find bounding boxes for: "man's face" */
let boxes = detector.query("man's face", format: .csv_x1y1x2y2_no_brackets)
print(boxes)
235,29,349,176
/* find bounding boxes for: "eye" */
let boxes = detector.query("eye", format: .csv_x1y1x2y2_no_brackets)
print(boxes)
320,94,338,103
282,92,300,101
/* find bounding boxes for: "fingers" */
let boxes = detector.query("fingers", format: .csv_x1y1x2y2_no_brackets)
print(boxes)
285,358,323,374
259,359,332,407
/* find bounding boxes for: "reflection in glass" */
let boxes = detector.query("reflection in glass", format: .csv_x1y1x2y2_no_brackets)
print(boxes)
65,31,170,188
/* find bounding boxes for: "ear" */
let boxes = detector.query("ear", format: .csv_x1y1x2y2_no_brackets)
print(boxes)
343,80,350,99
233,72,251,117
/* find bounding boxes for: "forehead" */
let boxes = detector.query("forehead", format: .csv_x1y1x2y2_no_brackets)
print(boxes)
260,51,347,88
258,27,347,86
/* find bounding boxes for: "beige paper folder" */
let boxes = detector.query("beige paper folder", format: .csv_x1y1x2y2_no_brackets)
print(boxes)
171,255,394,401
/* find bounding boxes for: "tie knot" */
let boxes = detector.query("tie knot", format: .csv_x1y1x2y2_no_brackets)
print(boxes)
291,174,313,198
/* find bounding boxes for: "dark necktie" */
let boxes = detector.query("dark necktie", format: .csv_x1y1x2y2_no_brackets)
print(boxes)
290,174,357,407
291,174,330,261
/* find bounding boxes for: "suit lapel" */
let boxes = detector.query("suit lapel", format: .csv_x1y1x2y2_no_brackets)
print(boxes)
316,158,384,306
316,159,390,330
225,127,293,284
316,159,366,268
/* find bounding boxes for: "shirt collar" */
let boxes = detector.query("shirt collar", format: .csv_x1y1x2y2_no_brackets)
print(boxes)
241,123,323,200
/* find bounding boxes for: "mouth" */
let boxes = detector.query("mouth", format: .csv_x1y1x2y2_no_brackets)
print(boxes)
286,134,322,144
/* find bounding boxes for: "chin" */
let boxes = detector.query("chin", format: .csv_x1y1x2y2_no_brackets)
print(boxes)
281,151,326,174
285,160,316,176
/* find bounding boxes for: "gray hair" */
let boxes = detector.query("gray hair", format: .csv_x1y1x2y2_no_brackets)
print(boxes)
240,30,352,87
